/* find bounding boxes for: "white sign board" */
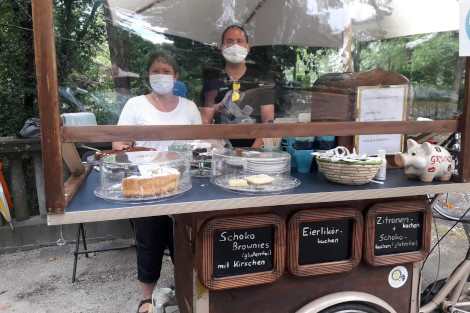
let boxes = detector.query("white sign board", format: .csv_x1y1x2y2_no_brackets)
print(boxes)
460,0,470,56
355,85,407,155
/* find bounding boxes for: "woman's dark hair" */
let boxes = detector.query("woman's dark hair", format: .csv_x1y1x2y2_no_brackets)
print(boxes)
221,25,249,44
146,50,180,74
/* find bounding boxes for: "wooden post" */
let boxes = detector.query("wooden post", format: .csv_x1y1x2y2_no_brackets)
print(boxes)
459,57,470,183
31,0,65,213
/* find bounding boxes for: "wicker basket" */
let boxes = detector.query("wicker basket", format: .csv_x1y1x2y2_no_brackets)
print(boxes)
316,157,382,185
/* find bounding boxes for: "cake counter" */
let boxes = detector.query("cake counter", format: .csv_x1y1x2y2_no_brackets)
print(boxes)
47,168,470,225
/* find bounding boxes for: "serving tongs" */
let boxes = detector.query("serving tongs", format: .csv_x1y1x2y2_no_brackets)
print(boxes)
79,144,101,152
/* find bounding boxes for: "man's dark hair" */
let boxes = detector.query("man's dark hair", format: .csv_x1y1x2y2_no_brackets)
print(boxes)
221,25,249,44
146,50,180,74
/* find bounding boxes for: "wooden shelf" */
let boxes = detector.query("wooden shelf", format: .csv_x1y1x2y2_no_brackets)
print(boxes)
47,169,470,226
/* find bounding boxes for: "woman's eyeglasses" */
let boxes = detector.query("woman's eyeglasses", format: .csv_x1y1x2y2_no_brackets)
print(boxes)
232,82,240,101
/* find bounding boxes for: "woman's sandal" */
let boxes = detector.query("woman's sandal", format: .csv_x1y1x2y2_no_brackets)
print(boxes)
136,298,152,313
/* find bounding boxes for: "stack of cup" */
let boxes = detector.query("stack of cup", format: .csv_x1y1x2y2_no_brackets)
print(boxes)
314,136,335,151
292,137,315,173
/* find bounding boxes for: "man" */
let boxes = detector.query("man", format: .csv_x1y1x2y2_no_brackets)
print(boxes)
200,25,275,147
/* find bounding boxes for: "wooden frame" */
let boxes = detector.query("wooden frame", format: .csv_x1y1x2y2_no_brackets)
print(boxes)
32,0,470,214
363,200,431,266
198,213,285,290
287,207,363,277
355,85,408,154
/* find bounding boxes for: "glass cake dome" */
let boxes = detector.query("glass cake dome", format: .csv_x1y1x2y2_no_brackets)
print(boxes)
170,139,232,177
211,148,300,194
95,150,191,202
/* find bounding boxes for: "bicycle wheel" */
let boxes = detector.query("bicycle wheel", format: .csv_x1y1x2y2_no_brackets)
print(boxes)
429,192,470,221
319,303,382,313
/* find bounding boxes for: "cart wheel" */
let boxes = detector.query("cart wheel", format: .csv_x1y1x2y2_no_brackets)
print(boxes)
319,302,382,313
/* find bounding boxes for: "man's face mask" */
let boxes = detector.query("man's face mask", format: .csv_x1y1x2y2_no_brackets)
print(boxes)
222,44,248,64
149,74,175,95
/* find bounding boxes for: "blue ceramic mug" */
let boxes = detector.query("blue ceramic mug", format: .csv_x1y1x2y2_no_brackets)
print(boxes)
281,137,296,147
282,145,297,167
293,149,314,173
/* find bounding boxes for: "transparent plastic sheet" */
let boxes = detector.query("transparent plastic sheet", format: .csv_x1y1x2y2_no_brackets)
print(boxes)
106,0,346,47
48,0,464,128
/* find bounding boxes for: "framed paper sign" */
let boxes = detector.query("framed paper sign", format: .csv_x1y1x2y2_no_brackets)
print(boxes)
355,85,408,155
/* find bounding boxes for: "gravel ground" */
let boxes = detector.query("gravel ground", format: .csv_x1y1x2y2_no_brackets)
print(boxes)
0,238,174,312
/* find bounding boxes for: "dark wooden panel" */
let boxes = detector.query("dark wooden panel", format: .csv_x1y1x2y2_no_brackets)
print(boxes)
174,213,196,313
363,200,431,266
60,120,459,143
460,57,470,183
210,262,414,313
32,0,65,214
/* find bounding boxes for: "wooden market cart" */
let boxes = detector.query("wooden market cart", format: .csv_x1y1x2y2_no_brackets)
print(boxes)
32,0,470,312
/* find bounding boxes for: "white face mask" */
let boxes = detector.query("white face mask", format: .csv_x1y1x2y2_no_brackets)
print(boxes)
222,44,248,63
149,74,175,95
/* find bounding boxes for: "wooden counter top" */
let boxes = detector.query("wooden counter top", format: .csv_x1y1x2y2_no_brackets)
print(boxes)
47,169,470,225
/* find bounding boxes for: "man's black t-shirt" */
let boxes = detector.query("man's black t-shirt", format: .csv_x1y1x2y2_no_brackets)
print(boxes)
200,67,275,147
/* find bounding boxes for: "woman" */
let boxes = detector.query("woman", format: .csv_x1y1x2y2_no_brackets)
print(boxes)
113,50,202,151
113,51,202,313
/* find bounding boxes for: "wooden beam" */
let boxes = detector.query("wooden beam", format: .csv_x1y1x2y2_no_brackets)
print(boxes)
61,143,84,174
459,57,470,183
60,120,459,143
64,163,92,207
32,0,65,214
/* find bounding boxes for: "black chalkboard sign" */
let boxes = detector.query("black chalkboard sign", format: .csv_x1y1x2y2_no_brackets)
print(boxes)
213,226,275,278
298,219,353,265
374,211,423,256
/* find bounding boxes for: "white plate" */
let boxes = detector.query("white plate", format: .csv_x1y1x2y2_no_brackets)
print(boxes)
94,184,191,203
214,175,300,194
244,159,289,173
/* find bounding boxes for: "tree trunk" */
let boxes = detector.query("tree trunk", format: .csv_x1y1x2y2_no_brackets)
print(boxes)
352,41,365,73
450,57,465,116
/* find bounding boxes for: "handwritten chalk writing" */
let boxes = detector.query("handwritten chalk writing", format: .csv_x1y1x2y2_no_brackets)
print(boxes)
242,250,272,260
219,231,255,242
374,211,424,256
233,259,266,267
375,243,392,249
217,262,230,269
393,240,418,248
377,216,411,225
233,241,270,251
379,234,405,241
213,226,275,278
298,219,353,265
302,226,341,237
402,222,420,228
317,237,339,244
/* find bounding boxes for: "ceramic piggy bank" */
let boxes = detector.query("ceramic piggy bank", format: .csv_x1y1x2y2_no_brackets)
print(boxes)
394,139,454,182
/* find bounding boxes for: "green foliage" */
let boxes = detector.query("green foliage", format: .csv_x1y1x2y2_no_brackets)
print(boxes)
357,32,460,88
0,0,36,136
